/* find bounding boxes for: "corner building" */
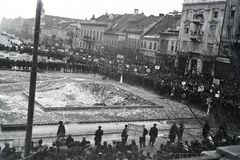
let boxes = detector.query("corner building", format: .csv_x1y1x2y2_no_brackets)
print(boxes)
178,0,226,77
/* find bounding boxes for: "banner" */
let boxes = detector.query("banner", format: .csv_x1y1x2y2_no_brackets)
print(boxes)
198,85,204,92
117,54,124,60
213,78,220,85
127,124,143,137
155,65,160,70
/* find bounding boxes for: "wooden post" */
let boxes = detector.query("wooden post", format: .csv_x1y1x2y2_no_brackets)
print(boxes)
24,0,42,157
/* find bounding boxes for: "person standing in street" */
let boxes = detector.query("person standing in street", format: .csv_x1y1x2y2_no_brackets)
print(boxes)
177,123,184,143
149,123,158,147
139,125,148,148
57,121,66,138
95,126,103,147
121,124,129,146
202,120,211,140
169,123,178,143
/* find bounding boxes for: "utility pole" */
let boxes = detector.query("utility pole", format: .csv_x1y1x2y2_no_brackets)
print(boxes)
24,0,42,157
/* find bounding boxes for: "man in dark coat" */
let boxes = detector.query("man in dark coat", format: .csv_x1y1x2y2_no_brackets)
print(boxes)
2,142,12,158
95,126,103,147
139,125,148,148
57,121,66,138
169,123,178,143
66,134,74,148
149,123,158,147
121,124,128,146
177,123,184,143
202,120,211,139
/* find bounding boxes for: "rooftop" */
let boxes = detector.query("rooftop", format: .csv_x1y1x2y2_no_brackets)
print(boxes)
144,14,181,37
183,0,226,4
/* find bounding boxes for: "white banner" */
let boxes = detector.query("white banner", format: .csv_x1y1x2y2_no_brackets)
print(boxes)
213,78,220,85
117,54,124,59
198,85,204,92
155,65,160,70
127,124,143,137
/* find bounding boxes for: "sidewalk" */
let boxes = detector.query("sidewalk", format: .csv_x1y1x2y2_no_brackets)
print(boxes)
0,120,202,156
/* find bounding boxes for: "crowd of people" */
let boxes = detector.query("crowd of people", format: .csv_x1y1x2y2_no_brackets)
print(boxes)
1,121,240,160
1,40,240,119
1,39,240,159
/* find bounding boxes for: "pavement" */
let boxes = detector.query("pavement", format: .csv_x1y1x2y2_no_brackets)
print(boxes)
0,120,204,156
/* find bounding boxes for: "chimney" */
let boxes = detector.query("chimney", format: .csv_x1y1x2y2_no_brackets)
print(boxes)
109,14,114,20
159,13,164,17
134,9,139,15
173,10,179,16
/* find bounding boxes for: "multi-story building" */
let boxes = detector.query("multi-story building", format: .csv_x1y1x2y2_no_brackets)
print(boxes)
124,14,164,60
99,9,148,59
140,13,181,63
179,0,227,77
217,0,240,80
74,20,108,51
179,0,240,80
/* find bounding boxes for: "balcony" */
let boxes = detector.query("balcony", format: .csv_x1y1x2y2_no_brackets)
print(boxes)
190,33,201,41
192,18,204,25
83,35,93,43
192,14,204,25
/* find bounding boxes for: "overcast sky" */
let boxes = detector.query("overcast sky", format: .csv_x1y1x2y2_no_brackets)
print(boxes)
0,0,183,21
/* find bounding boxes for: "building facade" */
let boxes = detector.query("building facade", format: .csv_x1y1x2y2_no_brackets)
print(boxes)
140,13,181,64
179,0,228,77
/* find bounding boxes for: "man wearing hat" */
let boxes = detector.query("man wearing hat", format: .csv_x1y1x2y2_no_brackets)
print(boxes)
149,123,158,147
121,124,128,146
139,125,148,148
2,142,12,158
94,126,103,147
57,121,66,138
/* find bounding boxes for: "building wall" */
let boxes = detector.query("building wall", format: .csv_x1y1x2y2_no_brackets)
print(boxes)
140,37,159,63
76,23,106,50
179,0,226,74
126,32,141,48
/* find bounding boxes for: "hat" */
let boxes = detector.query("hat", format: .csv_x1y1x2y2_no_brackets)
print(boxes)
98,126,102,128
59,121,63,124
4,142,9,146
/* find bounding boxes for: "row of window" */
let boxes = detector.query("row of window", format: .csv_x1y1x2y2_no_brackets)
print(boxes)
184,24,216,36
76,41,90,49
141,41,157,50
186,6,236,19
77,30,103,40
182,41,214,52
